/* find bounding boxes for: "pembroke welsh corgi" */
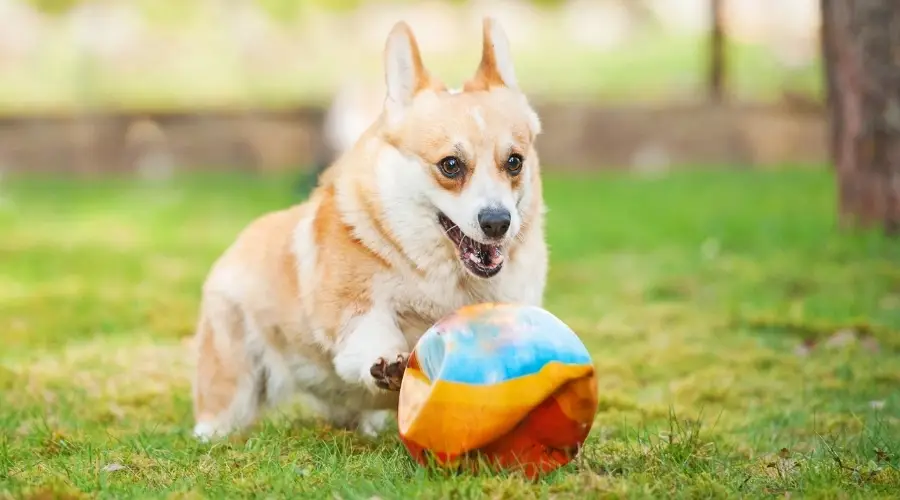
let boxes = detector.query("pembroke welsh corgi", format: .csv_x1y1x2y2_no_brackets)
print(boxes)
191,17,548,439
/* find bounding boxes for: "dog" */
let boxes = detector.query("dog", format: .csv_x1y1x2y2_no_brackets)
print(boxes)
191,17,548,440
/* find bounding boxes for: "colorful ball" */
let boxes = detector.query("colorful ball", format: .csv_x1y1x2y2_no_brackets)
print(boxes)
398,303,598,478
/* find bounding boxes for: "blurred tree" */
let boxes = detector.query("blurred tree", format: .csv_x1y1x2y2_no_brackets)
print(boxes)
256,0,361,22
708,0,725,102
135,0,203,27
527,0,566,7
620,0,662,31
821,0,900,234
255,0,306,22
24,0,81,15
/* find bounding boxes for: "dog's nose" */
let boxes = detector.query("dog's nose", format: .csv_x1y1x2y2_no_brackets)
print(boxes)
478,208,511,239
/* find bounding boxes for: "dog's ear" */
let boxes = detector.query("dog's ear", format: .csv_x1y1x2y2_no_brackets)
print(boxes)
382,21,440,123
465,17,519,92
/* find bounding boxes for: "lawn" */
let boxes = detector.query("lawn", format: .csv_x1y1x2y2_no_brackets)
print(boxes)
0,168,898,499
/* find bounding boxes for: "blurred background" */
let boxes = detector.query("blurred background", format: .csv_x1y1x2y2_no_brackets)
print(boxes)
4,2,900,496
0,0,825,176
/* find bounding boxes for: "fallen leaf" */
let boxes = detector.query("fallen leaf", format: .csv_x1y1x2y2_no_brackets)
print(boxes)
825,330,857,349
793,344,811,357
102,463,125,472
860,336,881,353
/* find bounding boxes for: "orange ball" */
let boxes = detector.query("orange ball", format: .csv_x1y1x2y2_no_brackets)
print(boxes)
398,303,598,478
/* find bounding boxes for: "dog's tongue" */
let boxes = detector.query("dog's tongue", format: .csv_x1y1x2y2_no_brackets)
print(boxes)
463,241,503,269
477,245,503,268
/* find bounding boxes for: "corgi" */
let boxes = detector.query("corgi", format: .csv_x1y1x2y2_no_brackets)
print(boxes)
191,17,548,440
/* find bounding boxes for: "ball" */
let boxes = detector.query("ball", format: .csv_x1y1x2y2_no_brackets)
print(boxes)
398,303,598,478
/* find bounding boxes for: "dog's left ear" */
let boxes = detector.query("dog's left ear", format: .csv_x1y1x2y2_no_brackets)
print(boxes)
466,17,519,91
383,21,442,124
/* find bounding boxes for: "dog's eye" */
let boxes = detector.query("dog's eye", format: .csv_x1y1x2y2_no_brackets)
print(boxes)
438,156,462,178
506,154,524,175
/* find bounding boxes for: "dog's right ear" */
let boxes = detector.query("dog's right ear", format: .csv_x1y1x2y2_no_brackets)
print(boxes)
465,17,519,92
382,21,441,125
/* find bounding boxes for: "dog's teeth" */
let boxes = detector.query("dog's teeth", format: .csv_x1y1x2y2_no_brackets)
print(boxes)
468,253,480,263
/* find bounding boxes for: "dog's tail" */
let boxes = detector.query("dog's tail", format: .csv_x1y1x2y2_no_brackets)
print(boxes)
296,77,381,199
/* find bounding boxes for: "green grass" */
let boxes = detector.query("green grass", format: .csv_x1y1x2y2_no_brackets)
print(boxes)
1,168,898,499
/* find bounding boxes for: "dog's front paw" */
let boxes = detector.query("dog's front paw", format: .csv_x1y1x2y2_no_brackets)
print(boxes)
369,354,408,391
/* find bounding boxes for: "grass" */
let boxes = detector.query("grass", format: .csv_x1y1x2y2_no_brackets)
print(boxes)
1,167,899,498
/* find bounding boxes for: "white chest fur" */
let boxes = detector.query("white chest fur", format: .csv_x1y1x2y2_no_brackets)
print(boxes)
382,230,548,347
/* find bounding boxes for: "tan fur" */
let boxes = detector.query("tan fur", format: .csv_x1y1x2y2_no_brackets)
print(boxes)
465,19,510,91
385,22,446,95
191,17,549,439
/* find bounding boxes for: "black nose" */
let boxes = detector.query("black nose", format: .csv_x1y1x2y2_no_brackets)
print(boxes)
478,208,511,239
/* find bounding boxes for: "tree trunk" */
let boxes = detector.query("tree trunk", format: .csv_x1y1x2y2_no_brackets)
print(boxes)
821,0,900,234
708,0,725,102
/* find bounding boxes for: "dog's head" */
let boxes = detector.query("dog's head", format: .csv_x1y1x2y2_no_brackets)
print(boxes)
371,18,543,279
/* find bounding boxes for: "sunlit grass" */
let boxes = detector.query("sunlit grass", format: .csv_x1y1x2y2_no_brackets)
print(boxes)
1,168,897,498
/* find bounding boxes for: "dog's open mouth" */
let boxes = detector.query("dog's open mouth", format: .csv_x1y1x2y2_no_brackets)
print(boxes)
438,213,504,278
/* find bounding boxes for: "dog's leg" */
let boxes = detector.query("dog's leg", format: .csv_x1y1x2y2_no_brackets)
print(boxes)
332,308,409,395
191,301,266,441
296,392,361,430
358,409,395,437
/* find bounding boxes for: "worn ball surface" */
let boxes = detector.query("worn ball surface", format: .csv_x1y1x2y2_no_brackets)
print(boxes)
397,303,598,478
